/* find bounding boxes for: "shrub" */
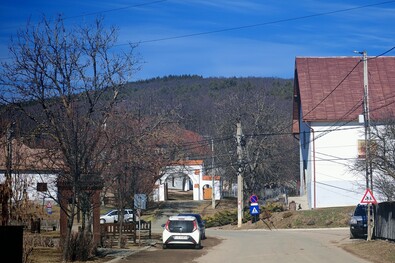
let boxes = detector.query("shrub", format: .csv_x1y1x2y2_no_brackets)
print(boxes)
67,230,96,261
265,202,285,212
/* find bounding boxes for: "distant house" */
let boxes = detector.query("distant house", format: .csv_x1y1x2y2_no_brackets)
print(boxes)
292,56,395,208
153,160,221,202
0,139,61,203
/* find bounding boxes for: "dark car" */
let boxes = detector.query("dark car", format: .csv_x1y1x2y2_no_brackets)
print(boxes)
178,213,206,239
349,204,374,239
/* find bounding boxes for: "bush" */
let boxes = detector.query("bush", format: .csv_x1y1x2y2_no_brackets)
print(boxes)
265,202,285,212
67,230,96,261
204,210,238,227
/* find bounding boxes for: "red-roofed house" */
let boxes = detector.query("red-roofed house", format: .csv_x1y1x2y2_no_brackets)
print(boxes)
292,56,395,208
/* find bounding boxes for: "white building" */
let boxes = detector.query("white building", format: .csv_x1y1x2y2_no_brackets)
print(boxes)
153,160,221,201
292,56,395,208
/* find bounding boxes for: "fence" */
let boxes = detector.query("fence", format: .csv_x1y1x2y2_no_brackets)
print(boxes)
100,221,151,247
375,202,395,241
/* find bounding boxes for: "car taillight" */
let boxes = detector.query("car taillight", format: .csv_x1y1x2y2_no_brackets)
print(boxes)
193,220,198,232
165,220,170,231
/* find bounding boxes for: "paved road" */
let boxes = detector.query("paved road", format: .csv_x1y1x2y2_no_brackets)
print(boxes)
118,228,370,263
195,228,369,263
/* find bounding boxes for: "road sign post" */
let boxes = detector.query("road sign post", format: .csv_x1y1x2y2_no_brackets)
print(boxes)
46,201,52,215
360,188,377,204
249,194,258,203
360,188,377,241
250,202,260,223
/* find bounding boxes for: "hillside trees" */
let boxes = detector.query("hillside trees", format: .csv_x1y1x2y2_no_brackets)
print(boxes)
0,15,137,261
212,85,298,198
121,76,297,197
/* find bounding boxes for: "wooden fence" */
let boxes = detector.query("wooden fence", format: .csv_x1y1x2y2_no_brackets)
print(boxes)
375,202,395,241
100,221,151,247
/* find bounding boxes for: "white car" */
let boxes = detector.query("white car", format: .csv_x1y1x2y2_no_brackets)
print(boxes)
162,215,201,249
100,209,136,224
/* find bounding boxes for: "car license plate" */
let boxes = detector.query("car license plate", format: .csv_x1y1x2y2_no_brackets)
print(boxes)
174,236,188,240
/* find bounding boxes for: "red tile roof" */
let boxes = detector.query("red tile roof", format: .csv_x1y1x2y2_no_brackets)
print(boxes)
0,139,64,173
293,56,395,129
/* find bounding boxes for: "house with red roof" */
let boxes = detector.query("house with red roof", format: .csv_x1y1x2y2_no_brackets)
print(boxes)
292,56,395,208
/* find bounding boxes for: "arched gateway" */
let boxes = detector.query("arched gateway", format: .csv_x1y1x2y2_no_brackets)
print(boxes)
153,160,221,201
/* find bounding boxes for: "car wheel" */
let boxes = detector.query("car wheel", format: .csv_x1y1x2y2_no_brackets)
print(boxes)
100,219,106,224
162,244,167,249
349,231,355,239
195,242,201,249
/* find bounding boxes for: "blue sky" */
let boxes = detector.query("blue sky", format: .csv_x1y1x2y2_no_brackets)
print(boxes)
0,0,394,81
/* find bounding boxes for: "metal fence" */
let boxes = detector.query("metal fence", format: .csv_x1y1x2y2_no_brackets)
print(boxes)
375,201,395,241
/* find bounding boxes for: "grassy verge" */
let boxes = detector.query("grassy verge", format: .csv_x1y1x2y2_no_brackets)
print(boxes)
202,203,355,229
341,239,395,263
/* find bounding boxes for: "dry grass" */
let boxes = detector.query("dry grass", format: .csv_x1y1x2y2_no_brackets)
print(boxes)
29,247,110,263
341,239,395,263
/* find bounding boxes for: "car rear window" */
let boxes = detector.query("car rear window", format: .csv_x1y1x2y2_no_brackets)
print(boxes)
168,220,194,233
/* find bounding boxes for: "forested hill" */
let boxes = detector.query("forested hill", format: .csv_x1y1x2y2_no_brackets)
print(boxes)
119,75,294,137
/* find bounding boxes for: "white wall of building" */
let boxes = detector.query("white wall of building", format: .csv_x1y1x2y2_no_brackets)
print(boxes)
301,122,385,208
0,172,58,204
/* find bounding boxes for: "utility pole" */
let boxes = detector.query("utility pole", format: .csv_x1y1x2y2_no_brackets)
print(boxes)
363,51,374,241
236,121,244,228
358,50,373,241
362,50,371,191
211,137,215,209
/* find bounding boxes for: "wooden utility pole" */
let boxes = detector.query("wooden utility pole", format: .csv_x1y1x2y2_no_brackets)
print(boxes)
362,51,374,241
236,121,244,228
211,138,215,209
358,50,373,241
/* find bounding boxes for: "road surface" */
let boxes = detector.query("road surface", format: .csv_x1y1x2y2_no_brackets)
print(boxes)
123,228,370,263
196,228,369,263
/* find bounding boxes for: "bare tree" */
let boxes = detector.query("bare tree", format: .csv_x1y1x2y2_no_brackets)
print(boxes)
352,118,395,201
369,120,395,200
0,15,137,261
213,87,298,199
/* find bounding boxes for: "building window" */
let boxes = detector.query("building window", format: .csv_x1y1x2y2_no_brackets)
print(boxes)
358,140,366,159
358,139,377,159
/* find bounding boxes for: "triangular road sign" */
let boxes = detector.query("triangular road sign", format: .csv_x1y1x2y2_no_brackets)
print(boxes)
360,188,377,204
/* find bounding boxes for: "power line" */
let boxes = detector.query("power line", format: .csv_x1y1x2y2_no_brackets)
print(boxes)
368,46,395,59
0,0,168,31
64,0,168,21
287,45,395,138
2,2,394,61
122,1,395,46
315,181,361,198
